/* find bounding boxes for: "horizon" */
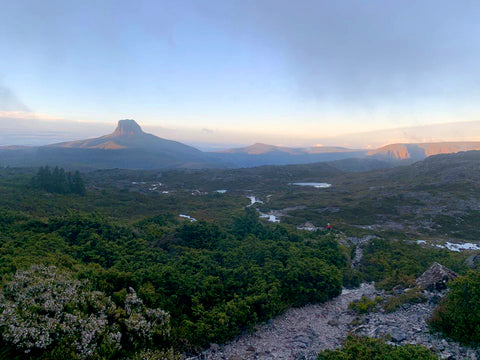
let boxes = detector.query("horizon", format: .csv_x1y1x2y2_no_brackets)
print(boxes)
1,1,480,148
2,117,480,152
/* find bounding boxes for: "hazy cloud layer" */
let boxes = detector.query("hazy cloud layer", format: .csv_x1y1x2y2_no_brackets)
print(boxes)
199,0,480,105
1,1,479,142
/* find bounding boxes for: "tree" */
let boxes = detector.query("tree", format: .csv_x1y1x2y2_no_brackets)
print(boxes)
71,171,86,195
32,167,86,195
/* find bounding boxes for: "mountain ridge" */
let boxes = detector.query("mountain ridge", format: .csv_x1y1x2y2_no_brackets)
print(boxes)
218,143,360,155
368,141,480,161
1,119,480,169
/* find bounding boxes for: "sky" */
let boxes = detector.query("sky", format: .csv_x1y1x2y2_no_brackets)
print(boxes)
1,0,480,148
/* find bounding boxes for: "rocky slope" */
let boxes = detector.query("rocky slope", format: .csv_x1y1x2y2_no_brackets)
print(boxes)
190,269,479,360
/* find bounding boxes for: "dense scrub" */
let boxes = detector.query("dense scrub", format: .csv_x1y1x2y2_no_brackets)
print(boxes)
318,335,438,360
0,265,175,359
358,238,468,290
429,270,480,345
0,206,343,356
0,165,477,356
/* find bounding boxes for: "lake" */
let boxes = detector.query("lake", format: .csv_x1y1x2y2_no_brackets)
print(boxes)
291,182,332,188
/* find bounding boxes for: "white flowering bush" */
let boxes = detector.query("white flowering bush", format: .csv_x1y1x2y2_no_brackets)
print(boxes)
0,265,173,359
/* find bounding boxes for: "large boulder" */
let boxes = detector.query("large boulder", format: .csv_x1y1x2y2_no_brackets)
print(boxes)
416,262,457,291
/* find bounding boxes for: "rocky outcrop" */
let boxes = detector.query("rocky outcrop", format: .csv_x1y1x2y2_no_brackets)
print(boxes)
465,254,480,269
353,290,478,360
416,262,458,291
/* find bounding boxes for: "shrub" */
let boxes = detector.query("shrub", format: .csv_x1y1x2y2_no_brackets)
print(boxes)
0,265,173,359
383,288,426,313
359,238,467,290
429,270,480,345
348,296,383,314
318,335,438,359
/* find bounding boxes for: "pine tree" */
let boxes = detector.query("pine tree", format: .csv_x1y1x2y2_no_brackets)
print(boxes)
32,166,86,195
71,171,86,195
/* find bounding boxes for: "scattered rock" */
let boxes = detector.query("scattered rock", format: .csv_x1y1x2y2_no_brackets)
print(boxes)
190,279,475,360
389,327,407,342
228,356,243,360
328,319,339,327
392,285,405,295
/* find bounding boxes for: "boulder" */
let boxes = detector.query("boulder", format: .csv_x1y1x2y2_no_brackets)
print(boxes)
392,285,404,295
389,327,407,342
465,254,480,269
416,262,457,291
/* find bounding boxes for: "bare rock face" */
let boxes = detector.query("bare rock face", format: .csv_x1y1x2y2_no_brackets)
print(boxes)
416,262,458,291
112,119,144,136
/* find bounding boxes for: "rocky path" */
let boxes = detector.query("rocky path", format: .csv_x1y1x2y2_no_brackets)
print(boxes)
189,283,479,360
188,284,378,360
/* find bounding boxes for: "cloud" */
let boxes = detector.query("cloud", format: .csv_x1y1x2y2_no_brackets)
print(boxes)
201,128,214,134
0,86,30,112
199,0,480,105
0,110,63,121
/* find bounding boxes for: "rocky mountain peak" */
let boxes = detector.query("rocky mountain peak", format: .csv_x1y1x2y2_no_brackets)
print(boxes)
113,119,144,136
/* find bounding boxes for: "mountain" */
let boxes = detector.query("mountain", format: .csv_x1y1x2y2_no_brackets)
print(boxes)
367,142,480,161
212,143,367,167
311,120,480,149
2,120,479,170
220,143,361,155
50,119,203,157
0,120,218,169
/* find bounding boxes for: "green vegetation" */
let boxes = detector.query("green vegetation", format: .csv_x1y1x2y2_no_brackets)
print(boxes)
0,155,478,358
317,335,438,360
358,238,468,290
32,166,86,195
429,270,480,345
348,296,383,314
0,265,176,360
382,288,426,313
0,196,344,357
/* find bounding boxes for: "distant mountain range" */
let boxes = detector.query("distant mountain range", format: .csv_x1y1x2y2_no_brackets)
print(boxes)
212,142,367,167
219,143,359,155
0,119,479,169
368,142,480,161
